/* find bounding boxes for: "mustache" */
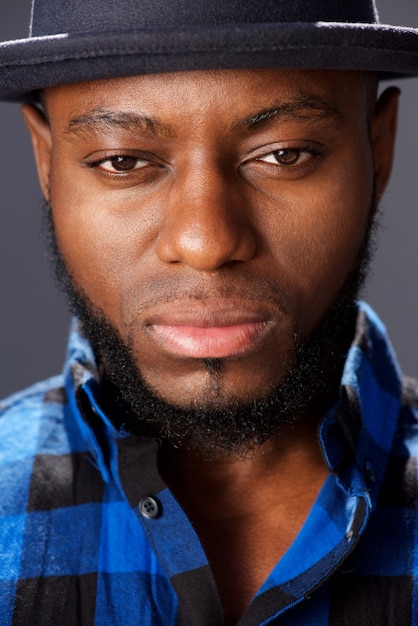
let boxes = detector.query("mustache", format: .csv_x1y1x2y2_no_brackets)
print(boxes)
120,268,294,316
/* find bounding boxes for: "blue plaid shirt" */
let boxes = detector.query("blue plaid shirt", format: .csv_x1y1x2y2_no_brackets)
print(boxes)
1,302,417,625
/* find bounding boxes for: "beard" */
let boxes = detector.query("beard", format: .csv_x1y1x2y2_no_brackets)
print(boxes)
43,200,377,458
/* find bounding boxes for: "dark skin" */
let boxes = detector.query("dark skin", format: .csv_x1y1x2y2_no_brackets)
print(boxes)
22,69,399,623
159,413,330,623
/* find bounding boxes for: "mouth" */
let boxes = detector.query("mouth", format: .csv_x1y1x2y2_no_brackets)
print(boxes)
145,302,275,359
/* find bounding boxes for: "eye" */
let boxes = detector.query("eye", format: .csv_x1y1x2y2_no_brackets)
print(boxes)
257,148,312,167
241,142,325,183
84,151,167,187
96,155,149,173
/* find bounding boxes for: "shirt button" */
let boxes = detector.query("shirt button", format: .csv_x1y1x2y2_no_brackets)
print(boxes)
139,496,160,519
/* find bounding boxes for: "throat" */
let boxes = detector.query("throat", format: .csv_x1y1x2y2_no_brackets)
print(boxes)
159,418,329,623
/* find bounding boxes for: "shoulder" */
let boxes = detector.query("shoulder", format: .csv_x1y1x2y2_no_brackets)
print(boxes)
389,374,418,444
0,375,67,421
398,375,418,436
1,376,66,407
0,376,68,462
379,375,418,510
401,375,418,411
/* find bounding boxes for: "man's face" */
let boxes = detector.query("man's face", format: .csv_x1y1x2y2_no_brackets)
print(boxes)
24,69,397,432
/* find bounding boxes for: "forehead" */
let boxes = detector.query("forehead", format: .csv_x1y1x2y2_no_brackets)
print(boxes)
43,69,370,128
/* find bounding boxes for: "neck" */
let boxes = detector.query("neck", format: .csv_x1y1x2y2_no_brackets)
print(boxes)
158,408,326,512
158,411,328,624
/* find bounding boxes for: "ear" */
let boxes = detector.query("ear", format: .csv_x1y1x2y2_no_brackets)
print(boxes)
21,103,52,202
370,87,400,203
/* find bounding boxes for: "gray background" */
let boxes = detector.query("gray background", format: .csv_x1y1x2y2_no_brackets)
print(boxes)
0,0,417,397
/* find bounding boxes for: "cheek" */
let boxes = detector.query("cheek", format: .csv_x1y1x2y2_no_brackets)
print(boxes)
259,153,374,330
49,169,161,322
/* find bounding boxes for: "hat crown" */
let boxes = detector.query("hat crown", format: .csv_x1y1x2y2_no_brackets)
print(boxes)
30,0,379,37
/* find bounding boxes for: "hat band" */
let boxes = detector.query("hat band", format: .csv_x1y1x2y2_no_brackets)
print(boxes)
30,0,379,38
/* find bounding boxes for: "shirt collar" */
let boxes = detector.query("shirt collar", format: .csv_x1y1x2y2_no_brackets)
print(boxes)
320,301,402,507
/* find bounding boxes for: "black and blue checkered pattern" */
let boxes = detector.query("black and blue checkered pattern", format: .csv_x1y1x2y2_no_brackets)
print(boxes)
0,302,417,625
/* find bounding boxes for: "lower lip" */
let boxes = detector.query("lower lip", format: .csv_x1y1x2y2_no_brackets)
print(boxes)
150,322,269,359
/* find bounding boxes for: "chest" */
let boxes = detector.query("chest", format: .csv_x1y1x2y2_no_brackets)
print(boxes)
190,486,326,624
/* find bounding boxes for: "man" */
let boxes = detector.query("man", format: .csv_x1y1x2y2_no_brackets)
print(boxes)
0,0,417,624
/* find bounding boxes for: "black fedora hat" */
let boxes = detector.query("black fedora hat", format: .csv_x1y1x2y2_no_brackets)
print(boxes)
0,0,417,102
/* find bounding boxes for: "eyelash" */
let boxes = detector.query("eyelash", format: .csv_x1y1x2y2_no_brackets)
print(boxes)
86,155,153,174
256,143,324,169
258,147,321,166
84,143,325,183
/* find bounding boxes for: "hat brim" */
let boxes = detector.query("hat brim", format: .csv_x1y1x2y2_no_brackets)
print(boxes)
0,22,417,101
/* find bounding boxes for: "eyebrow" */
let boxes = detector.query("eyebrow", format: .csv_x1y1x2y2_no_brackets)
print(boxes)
64,109,176,138
64,95,343,139
232,96,344,132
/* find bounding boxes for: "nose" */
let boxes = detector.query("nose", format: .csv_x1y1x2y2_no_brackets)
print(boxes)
156,164,257,271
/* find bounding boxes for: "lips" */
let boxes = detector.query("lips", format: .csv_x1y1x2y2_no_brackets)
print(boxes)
146,303,274,359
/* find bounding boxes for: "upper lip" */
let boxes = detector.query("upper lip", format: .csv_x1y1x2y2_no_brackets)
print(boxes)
144,300,276,328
